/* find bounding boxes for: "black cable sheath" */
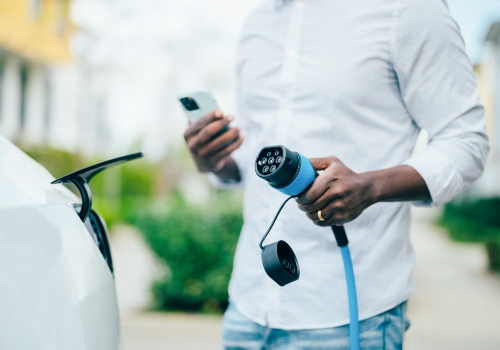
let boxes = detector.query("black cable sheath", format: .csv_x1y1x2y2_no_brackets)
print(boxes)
331,225,349,247
259,196,294,249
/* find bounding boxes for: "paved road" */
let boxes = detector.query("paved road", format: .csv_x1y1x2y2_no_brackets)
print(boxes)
120,312,222,350
112,207,500,350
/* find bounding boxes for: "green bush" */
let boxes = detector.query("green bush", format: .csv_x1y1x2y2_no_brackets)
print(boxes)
440,198,500,272
91,161,160,227
486,243,500,273
440,198,500,243
128,192,243,313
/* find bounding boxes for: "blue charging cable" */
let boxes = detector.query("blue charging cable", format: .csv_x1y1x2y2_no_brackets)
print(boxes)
331,225,360,350
260,198,360,349
340,246,360,349
255,146,360,349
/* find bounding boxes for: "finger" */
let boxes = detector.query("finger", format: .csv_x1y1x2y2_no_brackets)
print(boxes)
295,170,332,205
297,184,344,213
187,119,232,151
308,156,337,171
306,209,345,227
305,200,345,223
196,118,235,145
184,110,228,139
208,135,245,164
314,203,365,227
198,127,241,158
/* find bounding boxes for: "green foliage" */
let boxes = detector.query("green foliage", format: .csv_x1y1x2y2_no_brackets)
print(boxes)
439,198,500,243
486,243,500,273
128,192,243,313
90,161,160,227
23,146,83,179
440,198,500,272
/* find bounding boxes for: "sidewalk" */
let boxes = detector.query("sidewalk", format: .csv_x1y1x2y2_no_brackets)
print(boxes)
405,208,500,350
112,208,500,350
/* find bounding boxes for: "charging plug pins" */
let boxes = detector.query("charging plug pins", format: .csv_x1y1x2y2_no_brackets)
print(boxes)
282,259,296,274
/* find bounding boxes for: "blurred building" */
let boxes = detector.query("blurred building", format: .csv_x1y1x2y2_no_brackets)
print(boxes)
477,21,500,195
0,0,111,157
0,0,72,144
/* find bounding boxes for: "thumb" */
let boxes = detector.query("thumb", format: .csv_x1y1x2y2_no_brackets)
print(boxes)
308,157,334,171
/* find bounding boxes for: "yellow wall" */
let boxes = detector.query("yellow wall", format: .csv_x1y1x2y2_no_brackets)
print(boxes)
0,0,73,63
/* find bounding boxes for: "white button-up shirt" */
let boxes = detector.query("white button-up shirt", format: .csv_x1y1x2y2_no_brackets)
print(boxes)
215,0,489,329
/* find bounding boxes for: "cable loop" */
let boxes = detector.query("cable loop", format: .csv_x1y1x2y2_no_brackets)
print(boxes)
259,196,294,249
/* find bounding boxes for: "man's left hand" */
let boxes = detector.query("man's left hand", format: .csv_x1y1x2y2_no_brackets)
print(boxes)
295,157,374,226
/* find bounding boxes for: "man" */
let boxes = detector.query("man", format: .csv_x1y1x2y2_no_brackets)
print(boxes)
183,0,489,348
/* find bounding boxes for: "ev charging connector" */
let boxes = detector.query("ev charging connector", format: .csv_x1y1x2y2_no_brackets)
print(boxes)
255,145,360,350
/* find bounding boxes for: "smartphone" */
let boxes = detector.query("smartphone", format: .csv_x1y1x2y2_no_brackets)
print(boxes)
178,88,220,123
178,88,229,137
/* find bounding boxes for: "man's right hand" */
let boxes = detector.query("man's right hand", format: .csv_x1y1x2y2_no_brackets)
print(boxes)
183,110,244,178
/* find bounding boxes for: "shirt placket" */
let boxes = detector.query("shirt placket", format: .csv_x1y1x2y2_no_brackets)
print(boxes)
274,0,306,144
265,0,307,327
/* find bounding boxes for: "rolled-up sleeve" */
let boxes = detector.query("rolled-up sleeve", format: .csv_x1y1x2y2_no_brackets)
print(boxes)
394,0,489,206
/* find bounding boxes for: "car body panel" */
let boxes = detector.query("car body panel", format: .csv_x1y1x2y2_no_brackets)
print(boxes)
0,134,78,210
0,135,120,349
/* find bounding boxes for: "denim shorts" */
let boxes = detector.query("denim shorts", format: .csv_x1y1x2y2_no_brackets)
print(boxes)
222,302,410,350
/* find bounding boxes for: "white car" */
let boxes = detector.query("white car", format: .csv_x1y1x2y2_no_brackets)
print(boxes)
0,134,142,350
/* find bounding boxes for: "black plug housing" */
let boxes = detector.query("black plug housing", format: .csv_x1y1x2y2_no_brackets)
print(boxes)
261,240,300,286
255,145,300,189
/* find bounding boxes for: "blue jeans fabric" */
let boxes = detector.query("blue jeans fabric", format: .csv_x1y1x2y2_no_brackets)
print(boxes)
222,302,410,350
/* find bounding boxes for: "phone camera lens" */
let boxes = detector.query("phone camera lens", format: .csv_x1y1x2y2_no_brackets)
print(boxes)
180,97,200,111
274,150,279,156
259,158,267,165
268,157,275,165
267,152,272,157
276,156,282,164
270,165,277,172
290,264,296,273
263,165,270,173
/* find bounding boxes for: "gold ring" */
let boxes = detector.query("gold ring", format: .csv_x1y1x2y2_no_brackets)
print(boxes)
318,210,325,221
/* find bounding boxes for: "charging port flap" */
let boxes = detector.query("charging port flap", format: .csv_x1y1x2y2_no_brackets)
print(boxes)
51,152,143,222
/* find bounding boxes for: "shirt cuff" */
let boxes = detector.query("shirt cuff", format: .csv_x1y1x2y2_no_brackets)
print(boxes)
403,149,464,207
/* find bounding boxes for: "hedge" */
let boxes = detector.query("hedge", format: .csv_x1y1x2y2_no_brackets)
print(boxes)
127,192,243,313
440,198,500,272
